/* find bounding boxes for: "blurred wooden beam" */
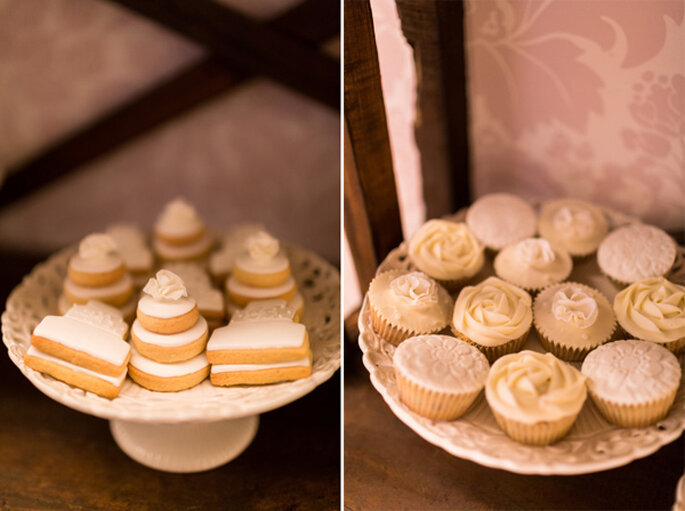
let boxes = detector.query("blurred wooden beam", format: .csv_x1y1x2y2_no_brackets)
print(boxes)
0,0,339,211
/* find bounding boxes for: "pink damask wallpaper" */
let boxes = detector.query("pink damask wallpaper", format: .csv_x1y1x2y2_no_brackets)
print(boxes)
465,0,685,230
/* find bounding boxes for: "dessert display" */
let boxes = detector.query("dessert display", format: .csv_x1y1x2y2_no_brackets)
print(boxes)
451,277,532,362
582,340,681,427
153,198,213,262
60,233,136,320
367,271,452,346
408,219,484,289
24,301,131,399
209,223,265,285
393,334,489,420
493,238,572,293
465,193,537,250
485,351,587,445
106,224,154,288
613,277,685,353
206,300,312,386
533,282,616,361
538,198,608,257
163,262,225,331
597,224,677,285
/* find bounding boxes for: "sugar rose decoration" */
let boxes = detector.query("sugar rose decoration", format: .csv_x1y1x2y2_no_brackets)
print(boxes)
248,232,280,262
516,239,555,269
552,286,598,328
390,272,438,307
143,269,188,301
79,234,118,260
552,206,595,239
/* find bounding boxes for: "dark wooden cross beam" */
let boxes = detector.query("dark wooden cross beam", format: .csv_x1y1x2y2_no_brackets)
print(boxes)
0,0,339,211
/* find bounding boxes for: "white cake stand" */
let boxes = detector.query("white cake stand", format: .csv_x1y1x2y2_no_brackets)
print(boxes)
2,244,340,473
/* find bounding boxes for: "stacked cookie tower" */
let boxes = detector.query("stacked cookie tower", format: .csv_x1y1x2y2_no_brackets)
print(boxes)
164,262,225,331
128,270,209,392
207,300,312,386
24,301,131,399
209,223,265,286
154,198,213,263
60,233,136,321
226,231,304,321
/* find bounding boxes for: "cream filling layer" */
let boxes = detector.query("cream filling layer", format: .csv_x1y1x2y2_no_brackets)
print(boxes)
132,316,207,348
27,345,126,386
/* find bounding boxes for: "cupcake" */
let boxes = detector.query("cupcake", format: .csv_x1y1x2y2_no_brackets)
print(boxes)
368,271,453,345
485,350,587,445
394,335,489,420
613,277,685,353
597,224,676,286
465,193,537,251
408,219,484,290
494,238,572,293
538,198,608,257
581,340,681,427
451,276,532,361
533,282,616,361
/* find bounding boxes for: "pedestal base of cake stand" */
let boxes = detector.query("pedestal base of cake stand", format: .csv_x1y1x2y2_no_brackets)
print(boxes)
109,416,259,473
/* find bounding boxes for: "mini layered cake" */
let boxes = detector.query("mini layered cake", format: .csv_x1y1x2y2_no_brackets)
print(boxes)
209,223,265,286
207,300,312,386
24,301,131,399
225,231,304,320
106,224,153,288
128,270,209,392
60,233,136,321
164,262,225,331
153,198,213,263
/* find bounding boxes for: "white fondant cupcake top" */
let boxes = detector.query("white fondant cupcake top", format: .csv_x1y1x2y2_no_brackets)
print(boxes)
69,233,123,273
581,340,681,405
486,350,587,423
155,198,204,238
538,199,608,256
394,335,489,394
494,238,572,291
408,220,484,281
597,224,676,284
465,193,537,250
613,277,685,344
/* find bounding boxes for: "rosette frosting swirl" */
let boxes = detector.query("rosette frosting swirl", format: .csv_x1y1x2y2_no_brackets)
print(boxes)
78,233,119,261
247,231,280,262
409,220,484,280
453,277,532,346
552,286,599,328
143,269,188,301
516,238,555,269
390,272,438,307
486,351,587,422
614,277,685,344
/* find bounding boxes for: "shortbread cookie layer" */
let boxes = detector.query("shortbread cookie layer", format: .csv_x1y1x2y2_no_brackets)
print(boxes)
154,234,213,261
210,356,312,386
136,295,199,334
226,276,297,307
68,262,126,288
128,347,209,392
130,316,208,363
63,274,134,307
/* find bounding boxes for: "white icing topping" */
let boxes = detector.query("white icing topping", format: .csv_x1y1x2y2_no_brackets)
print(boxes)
155,198,203,237
65,301,128,338
154,233,212,260
247,231,279,262
132,316,208,348
453,277,532,346
515,238,555,269
207,320,306,351
70,233,122,273
227,275,296,299
26,345,126,387
466,193,537,250
129,345,208,377
581,340,681,405
598,224,676,283
211,356,310,374
552,286,599,328
494,239,572,290
614,277,685,344
137,294,196,319
64,274,133,300
393,335,489,393
486,351,587,423
390,272,438,307
552,206,596,239
232,299,296,322
209,223,266,276
143,270,188,301
162,263,224,313
33,315,130,366
106,224,153,272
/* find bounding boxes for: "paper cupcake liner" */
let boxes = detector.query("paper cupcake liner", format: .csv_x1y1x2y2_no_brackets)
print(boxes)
451,327,529,363
588,387,679,428
395,371,481,421
369,304,417,346
489,408,579,446
534,320,615,363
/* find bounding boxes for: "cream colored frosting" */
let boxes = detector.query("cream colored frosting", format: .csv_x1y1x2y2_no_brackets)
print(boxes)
582,340,681,405
452,277,532,346
132,316,207,348
538,199,608,256
485,350,587,423
206,320,306,351
614,277,685,344
465,193,537,250
408,220,484,281
65,301,128,338
393,335,489,393
534,283,616,348
368,270,452,333
143,270,188,301
69,233,122,273
155,198,203,238
597,224,676,283
494,238,572,290
248,232,279,262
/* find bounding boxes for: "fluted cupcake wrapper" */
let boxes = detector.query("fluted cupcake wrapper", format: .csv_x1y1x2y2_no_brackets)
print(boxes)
489,408,579,446
451,327,529,363
395,371,481,421
588,388,679,428
369,304,416,346
533,320,616,363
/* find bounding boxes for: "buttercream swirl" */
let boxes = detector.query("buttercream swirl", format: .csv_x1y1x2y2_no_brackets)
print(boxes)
157,198,202,233
143,269,188,301
516,238,555,270
247,231,280,262
613,277,685,344
486,351,587,423
408,220,483,280
552,206,596,240
552,286,599,328
78,233,119,261
453,277,532,346
390,272,438,308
